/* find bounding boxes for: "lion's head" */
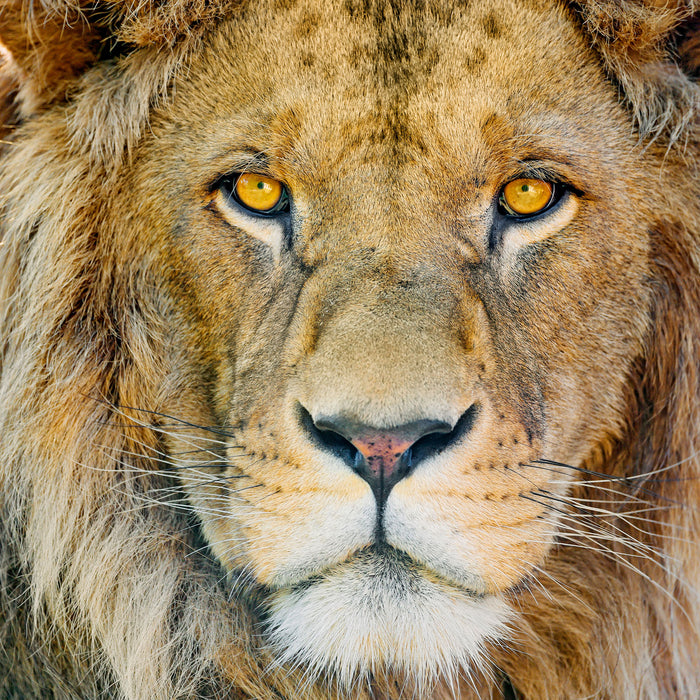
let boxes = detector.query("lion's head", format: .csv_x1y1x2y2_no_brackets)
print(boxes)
1,0,699,697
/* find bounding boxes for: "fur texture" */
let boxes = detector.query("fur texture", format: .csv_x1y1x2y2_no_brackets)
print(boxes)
1,0,699,698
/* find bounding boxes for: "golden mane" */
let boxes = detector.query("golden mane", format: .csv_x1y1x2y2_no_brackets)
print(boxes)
1,1,699,697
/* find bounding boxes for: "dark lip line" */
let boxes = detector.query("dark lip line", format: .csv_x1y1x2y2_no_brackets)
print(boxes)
272,542,489,600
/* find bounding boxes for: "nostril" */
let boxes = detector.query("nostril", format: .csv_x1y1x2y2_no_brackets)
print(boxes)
409,404,479,466
298,403,479,503
299,406,361,469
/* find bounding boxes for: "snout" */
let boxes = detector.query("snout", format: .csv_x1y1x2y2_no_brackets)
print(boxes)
300,405,479,505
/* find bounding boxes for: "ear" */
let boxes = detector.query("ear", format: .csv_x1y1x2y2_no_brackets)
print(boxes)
0,0,229,130
571,1,699,143
0,1,101,122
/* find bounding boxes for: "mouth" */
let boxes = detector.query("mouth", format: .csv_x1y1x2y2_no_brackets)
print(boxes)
261,543,511,686
276,543,487,600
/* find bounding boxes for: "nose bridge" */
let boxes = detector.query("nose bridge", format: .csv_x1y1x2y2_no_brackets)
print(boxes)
319,263,451,368
296,258,474,429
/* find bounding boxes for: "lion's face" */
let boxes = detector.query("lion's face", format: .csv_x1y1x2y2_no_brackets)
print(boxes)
123,0,652,683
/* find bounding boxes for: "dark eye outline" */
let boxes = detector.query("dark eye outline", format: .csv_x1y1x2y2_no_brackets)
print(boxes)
217,172,291,217
497,179,565,220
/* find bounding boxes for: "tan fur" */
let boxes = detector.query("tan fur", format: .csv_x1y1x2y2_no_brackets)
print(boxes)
1,1,699,698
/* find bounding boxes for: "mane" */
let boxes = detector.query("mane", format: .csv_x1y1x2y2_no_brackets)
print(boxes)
1,1,699,697
492,208,700,696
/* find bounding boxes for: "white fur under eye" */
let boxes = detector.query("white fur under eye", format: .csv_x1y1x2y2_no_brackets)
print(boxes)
500,192,579,262
213,189,285,258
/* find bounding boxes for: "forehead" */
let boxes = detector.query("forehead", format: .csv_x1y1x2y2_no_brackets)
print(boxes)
168,0,625,193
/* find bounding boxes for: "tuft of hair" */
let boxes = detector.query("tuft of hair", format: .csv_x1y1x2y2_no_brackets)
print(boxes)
571,0,699,144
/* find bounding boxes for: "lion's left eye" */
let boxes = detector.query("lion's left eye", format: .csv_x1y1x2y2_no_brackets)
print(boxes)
222,173,290,216
499,178,558,218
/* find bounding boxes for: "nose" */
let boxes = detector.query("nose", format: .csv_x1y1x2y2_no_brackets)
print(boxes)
302,407,477,504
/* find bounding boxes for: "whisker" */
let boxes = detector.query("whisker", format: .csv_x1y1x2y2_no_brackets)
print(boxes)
95,399,238,439
545,490,694,544
533,458,685,501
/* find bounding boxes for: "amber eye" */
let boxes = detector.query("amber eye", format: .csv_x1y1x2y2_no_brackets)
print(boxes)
231,173,289,214
500,178,555,217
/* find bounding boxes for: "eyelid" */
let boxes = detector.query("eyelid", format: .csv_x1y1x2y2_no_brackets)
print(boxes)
211,167,270,192
210,187,286,259
207,153,273,190
499,191,579,258
510,160,585,196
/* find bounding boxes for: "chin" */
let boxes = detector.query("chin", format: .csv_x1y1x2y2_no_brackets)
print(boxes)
263,547,512,691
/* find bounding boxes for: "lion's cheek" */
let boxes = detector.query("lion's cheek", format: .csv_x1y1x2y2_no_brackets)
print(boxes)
384,480,556,593
229,485,377,588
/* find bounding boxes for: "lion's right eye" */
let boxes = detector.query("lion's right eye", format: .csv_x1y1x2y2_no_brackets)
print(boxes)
221,173,290,216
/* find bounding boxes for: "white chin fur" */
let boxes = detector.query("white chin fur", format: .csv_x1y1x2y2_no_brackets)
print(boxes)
263,549,511,691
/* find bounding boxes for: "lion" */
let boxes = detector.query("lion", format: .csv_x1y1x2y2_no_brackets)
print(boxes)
0,0,699,697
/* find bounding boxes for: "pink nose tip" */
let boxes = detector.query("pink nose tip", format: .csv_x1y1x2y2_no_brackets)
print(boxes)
350,433,417,483
311,414,455,503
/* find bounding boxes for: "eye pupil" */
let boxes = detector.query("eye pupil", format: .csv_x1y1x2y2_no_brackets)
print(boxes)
257,181,264,189
520,184,529,192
